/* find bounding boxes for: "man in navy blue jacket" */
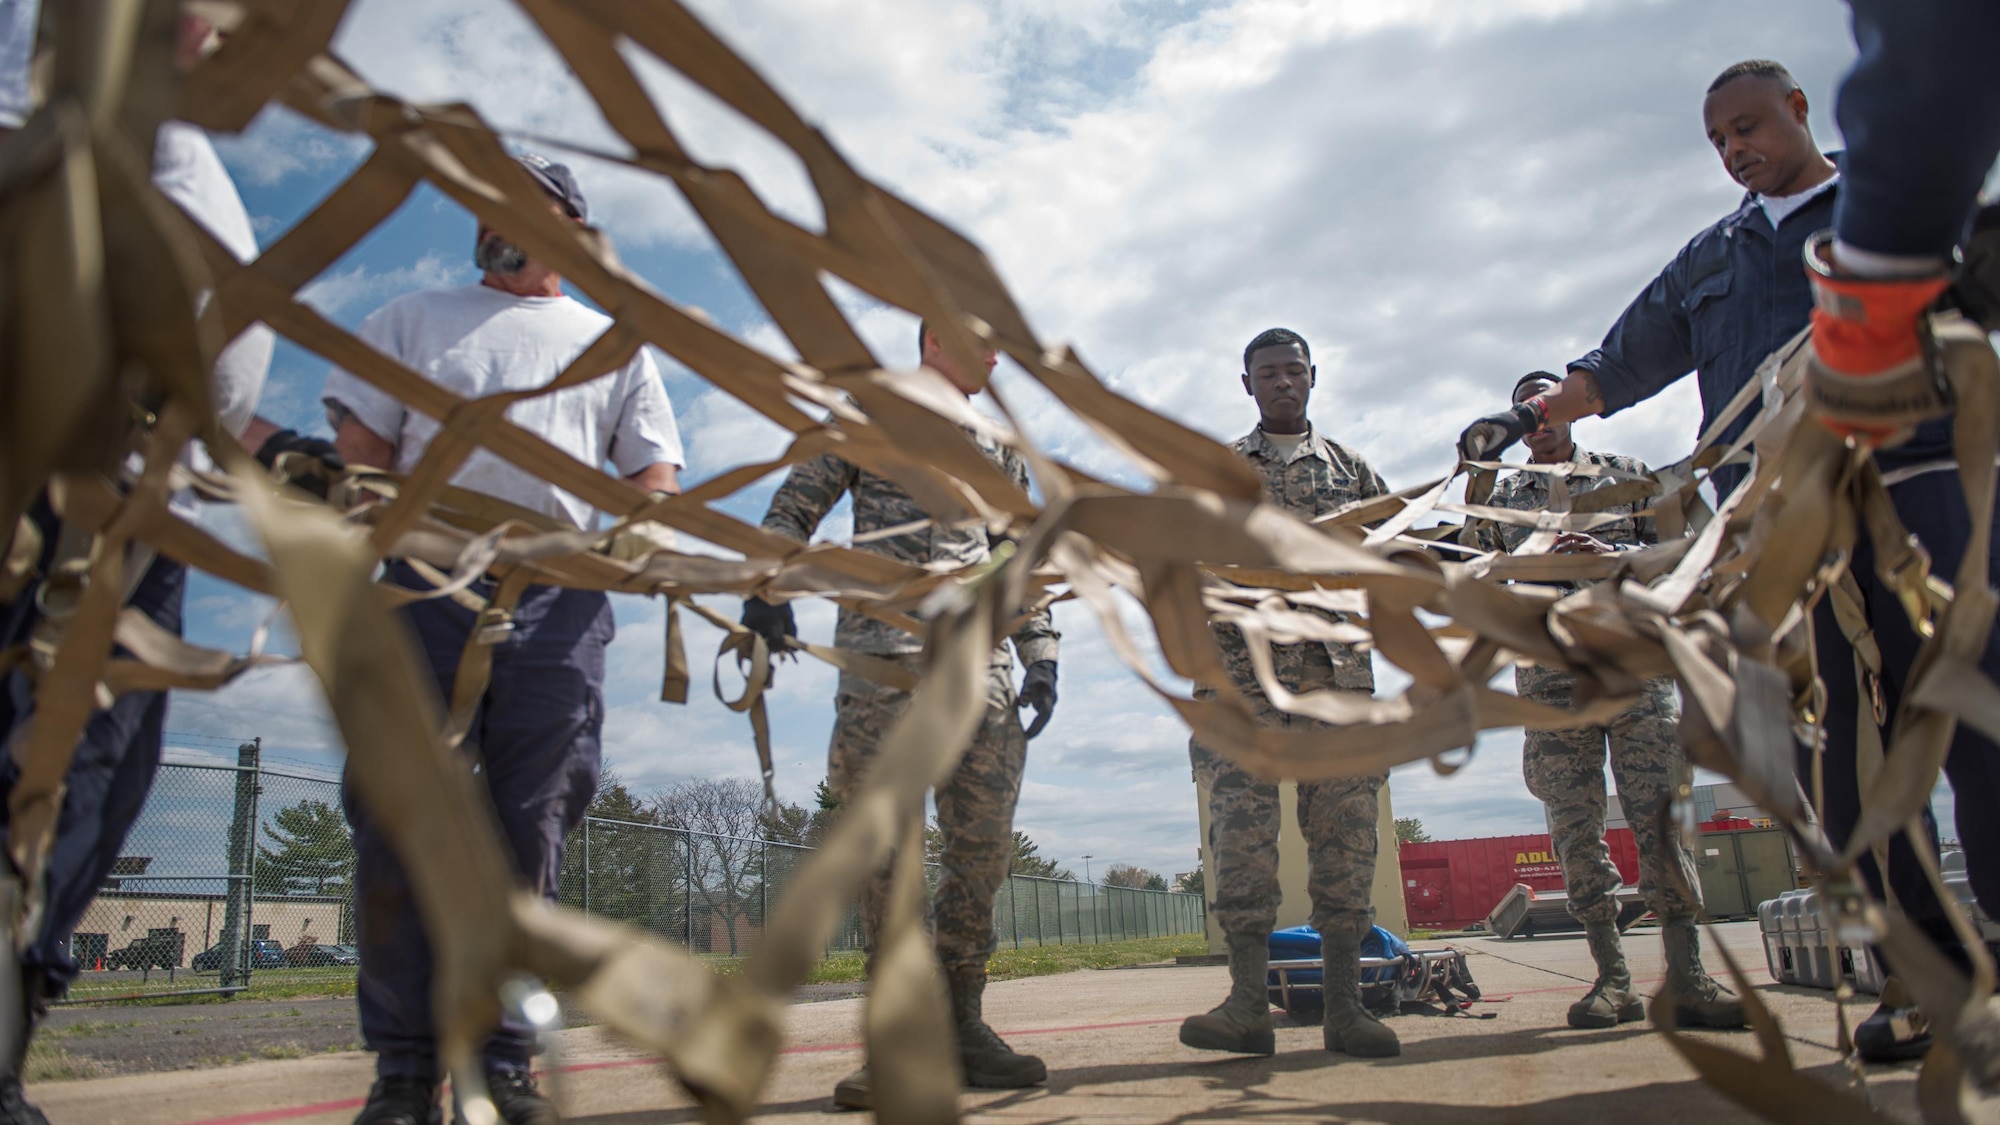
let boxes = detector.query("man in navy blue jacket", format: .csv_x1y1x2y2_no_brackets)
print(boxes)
1458,58,1998,1065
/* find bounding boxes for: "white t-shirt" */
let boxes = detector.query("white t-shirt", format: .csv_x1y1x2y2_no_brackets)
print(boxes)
154,121,272,441
321,285,686,529
1,0,268,437
3,4,272,512
1261,429,1308,460
1758,173,1839,231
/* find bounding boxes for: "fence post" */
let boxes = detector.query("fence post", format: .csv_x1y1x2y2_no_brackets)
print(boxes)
582,819,592,916
1034,879,1044,947
685,832,696,949
218,738,260,989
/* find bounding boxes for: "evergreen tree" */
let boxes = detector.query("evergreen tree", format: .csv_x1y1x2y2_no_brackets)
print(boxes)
254,799,354,897
561,770,684,935
1009,831,1070,879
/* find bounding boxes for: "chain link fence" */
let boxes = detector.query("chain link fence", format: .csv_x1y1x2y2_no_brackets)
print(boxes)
66,743,1205,1000
553,818,1206,957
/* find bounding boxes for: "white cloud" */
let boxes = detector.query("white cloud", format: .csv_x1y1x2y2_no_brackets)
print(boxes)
299,251,475,319
168,664,341,754
211,103,370,188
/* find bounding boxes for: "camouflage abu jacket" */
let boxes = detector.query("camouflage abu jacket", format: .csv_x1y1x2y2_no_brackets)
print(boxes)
1213,425,1390,696
1472,445,1653,556
1474,444,1655,698
759,428,1057,670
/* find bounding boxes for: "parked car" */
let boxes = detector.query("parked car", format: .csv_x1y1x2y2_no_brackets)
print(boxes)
190,938,286,971
105,929,185,972
290,944,359,968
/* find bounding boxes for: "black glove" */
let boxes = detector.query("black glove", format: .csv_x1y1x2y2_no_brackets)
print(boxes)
1457,402,1542,462
1948,202,2000,333
741,596,797,661
1017,660,1058,740
254,429,346,498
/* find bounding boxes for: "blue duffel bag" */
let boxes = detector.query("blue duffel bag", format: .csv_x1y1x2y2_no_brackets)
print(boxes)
1265,925,1410,1013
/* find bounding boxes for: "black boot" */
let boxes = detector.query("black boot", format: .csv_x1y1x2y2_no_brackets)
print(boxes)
485,1069,560,1125
1854,1000,1931,1063
829,1065,871,1111
0,969,48,1125
355,1077,441,1125
0,1078,44,1125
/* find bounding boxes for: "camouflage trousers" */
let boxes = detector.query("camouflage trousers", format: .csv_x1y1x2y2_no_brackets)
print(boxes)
828,655,1026,976
1190,696,1385,944
1519,668,1702,925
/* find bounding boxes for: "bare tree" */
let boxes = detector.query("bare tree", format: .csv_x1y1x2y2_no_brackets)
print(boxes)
1103,863,1168,891
652,778,767,955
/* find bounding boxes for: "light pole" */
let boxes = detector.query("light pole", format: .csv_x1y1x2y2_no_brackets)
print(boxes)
1081,854,1097,944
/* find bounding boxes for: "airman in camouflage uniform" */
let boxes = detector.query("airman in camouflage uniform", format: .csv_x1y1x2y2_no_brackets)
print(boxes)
1179,328,1401,1061
1472,371,1743,1031
743,325,1058,1109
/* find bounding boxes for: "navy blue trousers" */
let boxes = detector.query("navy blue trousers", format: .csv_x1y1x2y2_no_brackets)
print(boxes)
1836,0,2000,258
0,496,185,998
345,562,610,1082
1808,467,2000,973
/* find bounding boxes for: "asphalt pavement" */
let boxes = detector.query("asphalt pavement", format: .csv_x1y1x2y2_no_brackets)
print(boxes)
27,921,1950,1124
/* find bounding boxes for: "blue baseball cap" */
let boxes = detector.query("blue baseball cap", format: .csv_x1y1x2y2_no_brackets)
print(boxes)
514,152,588,224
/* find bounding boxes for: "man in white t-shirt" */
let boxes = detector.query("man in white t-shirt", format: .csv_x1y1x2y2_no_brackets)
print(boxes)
321,154,682,1125
0,11,334,1125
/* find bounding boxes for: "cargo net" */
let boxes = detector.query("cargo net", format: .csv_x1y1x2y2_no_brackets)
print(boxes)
3,1,1997,1122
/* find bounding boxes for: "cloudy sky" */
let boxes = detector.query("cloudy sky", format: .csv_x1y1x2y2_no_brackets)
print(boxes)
153,0,1966,883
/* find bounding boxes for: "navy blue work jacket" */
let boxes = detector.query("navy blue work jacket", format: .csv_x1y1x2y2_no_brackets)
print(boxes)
1571,169,1954,497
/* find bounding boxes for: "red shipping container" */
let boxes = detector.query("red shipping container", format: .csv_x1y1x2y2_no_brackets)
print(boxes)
1399,831,1639,932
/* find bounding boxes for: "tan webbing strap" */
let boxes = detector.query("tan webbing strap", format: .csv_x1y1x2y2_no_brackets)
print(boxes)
0,516,41,603
441,568,534,753
1829,572,1887,725
660,597,689,705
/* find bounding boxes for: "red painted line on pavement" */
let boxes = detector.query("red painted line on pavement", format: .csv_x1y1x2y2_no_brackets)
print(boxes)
180,1017,1188,1125
1482,974,1672,1001
191,1100,369,1125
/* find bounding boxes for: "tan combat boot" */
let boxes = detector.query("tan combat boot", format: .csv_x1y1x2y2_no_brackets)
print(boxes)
948,968,1047,1089
1321,928,1400,1058
1662,915,1747,1029
1178,933,1276,1055
1569,919,1644,1029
